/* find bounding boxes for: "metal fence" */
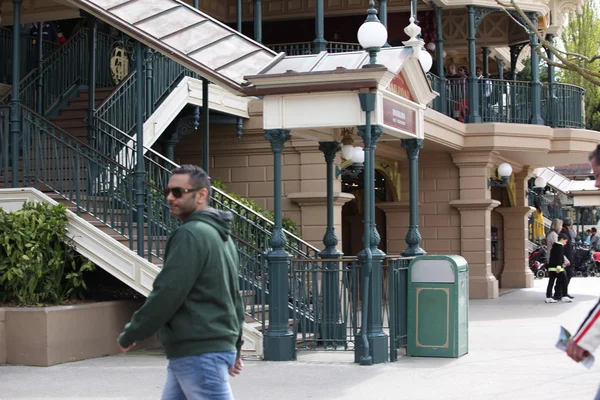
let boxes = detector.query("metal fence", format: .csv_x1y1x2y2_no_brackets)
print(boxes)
288,256,411,361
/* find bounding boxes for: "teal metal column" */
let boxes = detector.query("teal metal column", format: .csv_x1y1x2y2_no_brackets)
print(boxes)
164,139,177,162
466,6,481,123
366,124,387,363
202,79,209,174
496,58,505,117
482,47,489,76
379,0,389,47
9,0,22,188
433,3,446,114
36,22,43,115
264,129,294,362
546,34,556,128
312,0,327,53
87,16,97,146
236,0,242,32
135,42,146,258
318,141,345,345
528,13,543,125
144,48,153,116
193,0,198,8
354,91,387,365
254,0,262,43
401,139,426,256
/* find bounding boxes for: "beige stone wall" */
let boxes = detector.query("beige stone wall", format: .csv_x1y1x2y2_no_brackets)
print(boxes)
383,152,461,256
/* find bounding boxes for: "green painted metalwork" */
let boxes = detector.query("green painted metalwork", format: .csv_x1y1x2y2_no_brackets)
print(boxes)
254,0,262,43
356,91,389,365
433,4,446,114
263,129,295,362
0,27,60,85
482,47,489,76
236,0,242,32
388,257,411,361
96,51,198,136
0,29,115,115
401,139,426,257
202,78,210,174
135,42,146,258
466,6,481,123
36,23,44,116
318,141,345,345
88,18,97,147
9,0,22,189
2,104,139,246
429,77,584,128
542,83,585,129
546,34,556,128
312,0,327,53
379,0,389,47
528,13,544,125
289,256,410,357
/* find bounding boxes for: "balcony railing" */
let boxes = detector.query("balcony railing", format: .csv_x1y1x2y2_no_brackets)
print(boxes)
428,74,586,129
266,41,362,56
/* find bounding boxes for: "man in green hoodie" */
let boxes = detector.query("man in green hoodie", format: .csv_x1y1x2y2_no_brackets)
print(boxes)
118,165,244,400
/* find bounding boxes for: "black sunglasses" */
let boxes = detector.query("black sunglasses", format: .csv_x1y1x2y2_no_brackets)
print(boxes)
163,187,202,198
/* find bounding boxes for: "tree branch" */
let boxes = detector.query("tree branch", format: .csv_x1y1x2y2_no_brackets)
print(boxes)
496,0,600,86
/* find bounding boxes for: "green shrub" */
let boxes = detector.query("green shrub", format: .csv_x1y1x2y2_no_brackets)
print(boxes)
0,201,95,306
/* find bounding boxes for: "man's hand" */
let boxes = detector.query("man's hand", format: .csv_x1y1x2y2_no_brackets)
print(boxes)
118,340,136,354
229,358,244,377
566,339,590,362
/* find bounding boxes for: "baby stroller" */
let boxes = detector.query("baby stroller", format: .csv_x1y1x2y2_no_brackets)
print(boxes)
529,244,547,279
573,245,596,277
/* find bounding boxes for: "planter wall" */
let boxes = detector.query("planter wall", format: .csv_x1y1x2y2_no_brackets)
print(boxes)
1,300,160,367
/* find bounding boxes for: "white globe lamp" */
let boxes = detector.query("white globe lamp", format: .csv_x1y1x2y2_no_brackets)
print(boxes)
418,49,433,73
341,144,355,161
534,176,547,188
498,163,513,178
357,0,388,66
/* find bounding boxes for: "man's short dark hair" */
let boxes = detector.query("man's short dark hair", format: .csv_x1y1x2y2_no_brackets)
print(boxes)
558,232,570,241
593,227,598,233
172,165,211,197
589,144,600,164
563,217,573,227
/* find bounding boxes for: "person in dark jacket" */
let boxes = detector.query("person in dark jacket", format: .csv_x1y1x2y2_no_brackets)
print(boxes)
561,217,575,299
546,232,571,303
118,165,244,399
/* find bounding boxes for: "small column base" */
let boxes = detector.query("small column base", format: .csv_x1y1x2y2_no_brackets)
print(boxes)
263,332,295,361
354,332,388,364
469,275,499,299
501,269,534,289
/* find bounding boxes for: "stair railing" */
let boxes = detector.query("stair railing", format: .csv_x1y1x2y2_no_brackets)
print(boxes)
95,51,199,136
0,29,116,115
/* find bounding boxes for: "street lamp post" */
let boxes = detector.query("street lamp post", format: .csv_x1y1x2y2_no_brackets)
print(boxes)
355,0,389,366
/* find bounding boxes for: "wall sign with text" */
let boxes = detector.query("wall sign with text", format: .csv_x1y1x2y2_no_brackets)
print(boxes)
383,99,417,135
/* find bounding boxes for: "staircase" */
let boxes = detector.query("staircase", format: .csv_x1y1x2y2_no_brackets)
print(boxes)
0,103,322,356
51,87,115,142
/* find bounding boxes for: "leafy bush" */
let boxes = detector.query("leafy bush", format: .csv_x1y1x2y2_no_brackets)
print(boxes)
0,202,95,305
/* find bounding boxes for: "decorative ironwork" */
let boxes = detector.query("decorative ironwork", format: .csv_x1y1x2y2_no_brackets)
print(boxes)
473,6,498,30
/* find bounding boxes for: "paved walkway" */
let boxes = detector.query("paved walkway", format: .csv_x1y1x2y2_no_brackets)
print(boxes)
2,278,600,400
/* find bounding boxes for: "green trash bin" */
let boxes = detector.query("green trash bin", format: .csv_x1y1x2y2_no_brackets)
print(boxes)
407,255,468,358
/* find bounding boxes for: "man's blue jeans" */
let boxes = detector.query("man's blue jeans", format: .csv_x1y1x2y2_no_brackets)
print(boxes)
161,351,237,400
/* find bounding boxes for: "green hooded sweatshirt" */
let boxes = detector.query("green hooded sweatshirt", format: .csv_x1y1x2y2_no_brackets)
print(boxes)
118,208,244,359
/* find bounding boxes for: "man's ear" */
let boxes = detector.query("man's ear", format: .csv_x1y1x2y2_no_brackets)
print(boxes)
197,188,209,204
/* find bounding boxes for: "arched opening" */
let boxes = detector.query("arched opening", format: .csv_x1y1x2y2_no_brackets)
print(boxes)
341,168,393,257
